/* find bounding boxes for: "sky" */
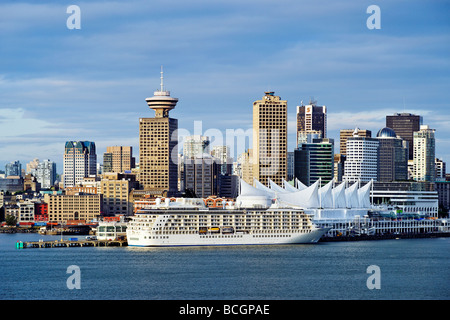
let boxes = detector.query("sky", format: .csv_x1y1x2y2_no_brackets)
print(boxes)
1,0,449,174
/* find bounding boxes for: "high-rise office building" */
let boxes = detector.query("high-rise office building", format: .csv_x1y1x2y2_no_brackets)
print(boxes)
413,125,435,182
35,159,57,189
435,158,446,180
296,99,327,141
183,135,210,158
334,154,346,183
238,149,253,185
386,113,422,160
184,155,220,198
103,146,134,173
211,145,233,175
252,91,287,186
5,161,22,177
294,137,334,187
376,127,408,182
63,141,97,188
139,67,178,196
343,136,379,183
339,128,372,156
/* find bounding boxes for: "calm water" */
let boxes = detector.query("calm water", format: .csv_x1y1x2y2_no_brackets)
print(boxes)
0,233,448,300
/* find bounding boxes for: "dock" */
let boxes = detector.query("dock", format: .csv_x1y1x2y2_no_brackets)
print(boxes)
16,239,127,249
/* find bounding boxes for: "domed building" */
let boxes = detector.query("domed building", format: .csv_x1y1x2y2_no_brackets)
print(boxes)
376,127,397,138
376,127,408,182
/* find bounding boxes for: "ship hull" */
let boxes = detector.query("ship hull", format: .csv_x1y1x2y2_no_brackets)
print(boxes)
126,227,329,247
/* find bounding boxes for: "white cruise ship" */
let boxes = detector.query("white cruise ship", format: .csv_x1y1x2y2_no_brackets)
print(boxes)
126,180,330,247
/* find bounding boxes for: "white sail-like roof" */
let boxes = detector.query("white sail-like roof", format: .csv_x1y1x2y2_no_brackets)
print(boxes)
240,179,270,197
277,180,320,208
283,180,299,192
295,178,307,190
345,182,360,208
236,179,272,208
358,180,372,209
269,179,288,193
319,180,334,208
253,178,275,196
332,182,347,208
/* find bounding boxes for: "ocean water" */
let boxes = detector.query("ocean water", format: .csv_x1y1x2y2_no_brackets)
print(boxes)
0,233,448,300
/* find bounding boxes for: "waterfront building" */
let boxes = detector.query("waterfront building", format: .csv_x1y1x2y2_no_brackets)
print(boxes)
44,193,101,223
413,125,435,182
296,99,327,140
343,135,379,183
98,172,135,216
386,113,422,160
252,91,288,187
375,127,408,182
63,141,97,188
139,68,178,196
339,128,371,156
18,202,35,223
370,181,438,217
34,202,49,222
103,146,135,173
435,180,450,211
294,137,334,187
5,161,22,177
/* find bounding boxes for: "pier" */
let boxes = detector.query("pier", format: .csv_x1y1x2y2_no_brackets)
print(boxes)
16,239,127,249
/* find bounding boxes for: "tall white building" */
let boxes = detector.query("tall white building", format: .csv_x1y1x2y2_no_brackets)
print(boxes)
343,134,379,183
211,145,233,175
63,141,97,188
413,125,435,182
183,135,210,158
34,159,57,189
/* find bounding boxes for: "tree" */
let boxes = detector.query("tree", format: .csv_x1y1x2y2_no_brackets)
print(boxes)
5,215,17,227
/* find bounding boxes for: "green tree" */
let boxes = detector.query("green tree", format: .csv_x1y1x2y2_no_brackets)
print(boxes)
5,215,17,227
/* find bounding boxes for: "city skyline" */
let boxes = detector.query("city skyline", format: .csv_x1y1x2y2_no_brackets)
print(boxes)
1,0,449,172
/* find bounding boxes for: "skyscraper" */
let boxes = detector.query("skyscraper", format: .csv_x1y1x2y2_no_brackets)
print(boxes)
35,159,57,189
184,154,220,198
252,91,287,186
5,160,22,177
375,127,408,182
103,146,134,173
294,137,334,187
343,136,379,183
183,135,210,158
413,125,435,182
63,141,97,188
386,113,422,160
139,67,178,196
339,128,372,156
296,99,327,141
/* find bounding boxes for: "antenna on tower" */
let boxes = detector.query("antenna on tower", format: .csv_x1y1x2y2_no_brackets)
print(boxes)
160,65,164,92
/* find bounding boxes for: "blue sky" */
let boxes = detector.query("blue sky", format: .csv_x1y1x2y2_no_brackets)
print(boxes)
1,0,449,173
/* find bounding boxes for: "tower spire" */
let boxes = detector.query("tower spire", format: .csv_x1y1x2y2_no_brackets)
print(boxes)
146,66,178,118
160,65,164,92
